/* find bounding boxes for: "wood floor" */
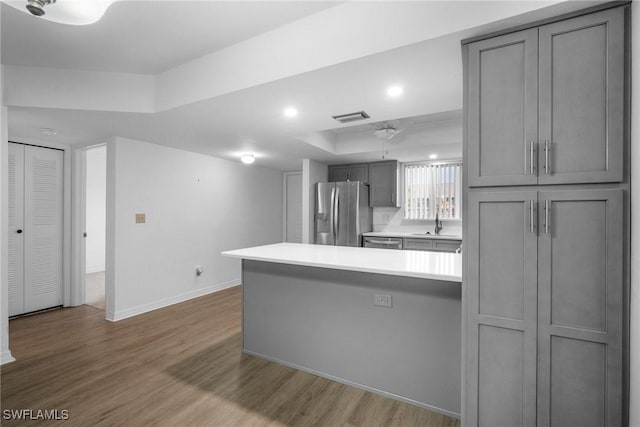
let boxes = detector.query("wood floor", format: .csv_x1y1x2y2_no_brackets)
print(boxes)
1,286,460,427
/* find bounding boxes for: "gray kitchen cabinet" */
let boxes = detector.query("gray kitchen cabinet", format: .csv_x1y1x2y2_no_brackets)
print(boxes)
467,7,625,187
433,239,462,253
538,8,624,185
328,165,349,182
369,160,398,207
403,238,461,253
465,188,624,427
467,28,538,187
466,191,538,427
536,189,623,427
328,163,369,183
403,238,433,251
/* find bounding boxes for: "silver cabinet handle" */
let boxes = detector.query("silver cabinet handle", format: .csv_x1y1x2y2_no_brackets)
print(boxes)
544,139,551,175
529,200,536,234
529,141,536,175
544,199,550,234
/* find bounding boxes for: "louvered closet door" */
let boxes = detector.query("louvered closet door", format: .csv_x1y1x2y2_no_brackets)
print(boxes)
8,144,25,316
23,145,64,313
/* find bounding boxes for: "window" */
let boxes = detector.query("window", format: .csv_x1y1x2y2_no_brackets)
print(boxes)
404,161,462,220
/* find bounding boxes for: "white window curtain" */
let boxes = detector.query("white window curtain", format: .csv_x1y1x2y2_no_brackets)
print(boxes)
404,162,461,220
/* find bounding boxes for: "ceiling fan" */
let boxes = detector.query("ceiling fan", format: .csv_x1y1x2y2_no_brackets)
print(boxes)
6,0,117,25
374,125,402,159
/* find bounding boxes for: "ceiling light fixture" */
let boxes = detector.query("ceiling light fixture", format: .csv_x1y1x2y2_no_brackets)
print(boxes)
387,85,404,98
283,107,298,118
240,153,256,165
429,154,438,160
7,0,117,25
374,126,402,159
40,127,57,136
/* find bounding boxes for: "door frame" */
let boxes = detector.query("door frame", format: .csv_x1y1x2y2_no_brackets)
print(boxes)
282,171,302,242
71,141,110,314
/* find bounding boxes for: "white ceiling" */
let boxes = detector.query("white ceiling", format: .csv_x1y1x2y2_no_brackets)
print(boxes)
1,0,592,171
1,1,339,74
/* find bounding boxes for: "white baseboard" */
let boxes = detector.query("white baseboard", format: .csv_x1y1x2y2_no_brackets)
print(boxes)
1,350,16,365
106,279,240,322
85,267,105,274
243,349,461,420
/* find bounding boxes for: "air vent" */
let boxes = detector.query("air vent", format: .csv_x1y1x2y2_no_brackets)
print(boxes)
332,111,370,124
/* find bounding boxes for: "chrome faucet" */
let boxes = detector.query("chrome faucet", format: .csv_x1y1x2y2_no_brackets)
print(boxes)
434,212,443,235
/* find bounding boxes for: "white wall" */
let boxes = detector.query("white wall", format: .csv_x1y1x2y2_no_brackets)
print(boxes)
630,1,639,425
85,145,106,273
0,105,13,364
0,1,13,363
301,159,327,244
107,137,282,320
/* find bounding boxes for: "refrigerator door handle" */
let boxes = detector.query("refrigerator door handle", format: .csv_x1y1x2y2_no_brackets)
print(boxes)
330,187,336,241
334,187,340,241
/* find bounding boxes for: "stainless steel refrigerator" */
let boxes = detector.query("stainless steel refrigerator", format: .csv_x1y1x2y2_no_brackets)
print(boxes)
315,181,371,246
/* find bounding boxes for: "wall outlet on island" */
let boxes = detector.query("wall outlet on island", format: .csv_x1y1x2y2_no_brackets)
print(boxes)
374,294,392,308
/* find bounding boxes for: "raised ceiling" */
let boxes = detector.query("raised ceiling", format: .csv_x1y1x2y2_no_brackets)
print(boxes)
1,1,596,171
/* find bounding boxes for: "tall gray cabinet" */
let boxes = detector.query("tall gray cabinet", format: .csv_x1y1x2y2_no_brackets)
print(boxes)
463,4,629,427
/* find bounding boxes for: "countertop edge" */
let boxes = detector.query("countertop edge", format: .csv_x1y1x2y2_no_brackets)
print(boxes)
222,245,462,283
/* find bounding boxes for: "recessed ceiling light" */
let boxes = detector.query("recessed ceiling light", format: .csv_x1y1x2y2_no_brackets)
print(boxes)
387,85,404,98
283,107,298,118
429,153,438,160
241,153,255,164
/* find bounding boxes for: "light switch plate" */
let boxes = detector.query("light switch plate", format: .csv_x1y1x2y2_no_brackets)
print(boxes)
374,294,392,308
135,213,146,224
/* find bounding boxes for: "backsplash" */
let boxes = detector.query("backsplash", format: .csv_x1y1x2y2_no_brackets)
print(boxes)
372,207,463,236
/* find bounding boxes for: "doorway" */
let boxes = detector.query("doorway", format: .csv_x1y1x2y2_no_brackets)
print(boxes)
284,172,302,243
84,145,106,311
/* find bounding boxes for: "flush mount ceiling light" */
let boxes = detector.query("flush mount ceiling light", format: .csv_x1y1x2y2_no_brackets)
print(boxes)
240,153,256,165
387,85,404,98
429,153,438,160
283,107,298,118
7,0,117,25
39,127,57,136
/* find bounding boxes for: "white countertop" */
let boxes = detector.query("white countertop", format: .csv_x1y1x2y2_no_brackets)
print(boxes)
222,243,462,282
363,231,462,240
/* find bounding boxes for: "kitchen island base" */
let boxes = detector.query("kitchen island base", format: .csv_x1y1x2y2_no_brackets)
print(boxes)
242,259,461,418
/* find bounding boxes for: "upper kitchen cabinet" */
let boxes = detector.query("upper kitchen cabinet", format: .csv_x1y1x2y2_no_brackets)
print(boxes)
467,28,539,187
467,6,626,187
538,8,624,185
369,160,398,207
328,163,369,183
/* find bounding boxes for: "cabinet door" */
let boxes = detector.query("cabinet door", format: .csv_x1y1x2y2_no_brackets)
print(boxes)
433,239,462,253
466,191,538,427
468,29,538,187
537,189,623,427
348,164,369,183
328,165,348,182
403,238,433,251
538,8,624,185
369,161,397,207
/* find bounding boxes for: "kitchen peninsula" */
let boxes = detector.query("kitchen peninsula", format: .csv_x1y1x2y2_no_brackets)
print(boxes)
222,243,462,417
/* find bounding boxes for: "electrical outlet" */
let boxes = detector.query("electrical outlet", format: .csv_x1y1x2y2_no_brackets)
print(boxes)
135,213,146,224
374,294,392,308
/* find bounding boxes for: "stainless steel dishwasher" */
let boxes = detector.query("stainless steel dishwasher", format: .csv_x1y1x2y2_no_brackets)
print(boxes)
363,236,403,250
